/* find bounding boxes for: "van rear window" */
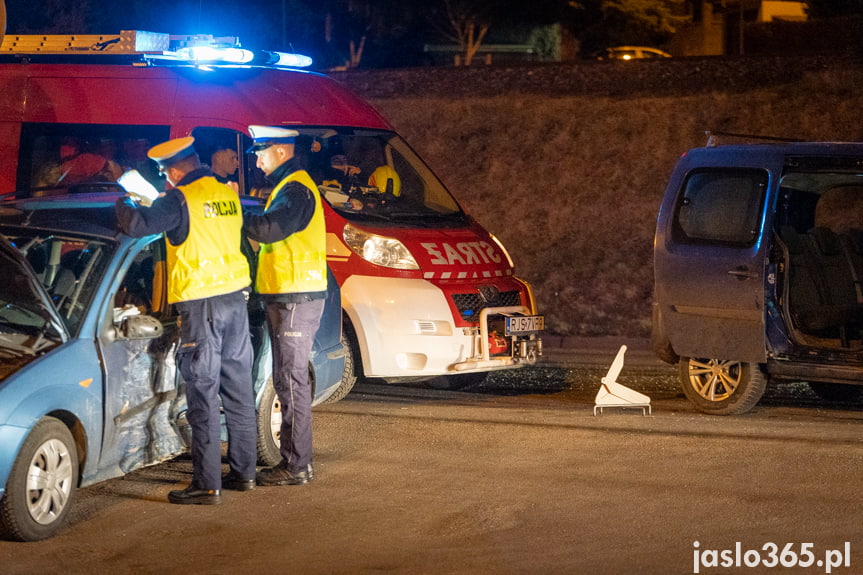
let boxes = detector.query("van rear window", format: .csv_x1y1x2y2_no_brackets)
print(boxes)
673,168,768,247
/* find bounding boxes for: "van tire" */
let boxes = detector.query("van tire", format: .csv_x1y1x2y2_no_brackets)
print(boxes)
678,357,766,415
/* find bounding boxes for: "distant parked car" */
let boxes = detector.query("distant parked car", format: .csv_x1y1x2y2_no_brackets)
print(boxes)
596,46,671,60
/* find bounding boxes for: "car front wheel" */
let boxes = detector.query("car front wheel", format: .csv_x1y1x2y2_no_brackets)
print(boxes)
0,417,79,542
679,357,766,415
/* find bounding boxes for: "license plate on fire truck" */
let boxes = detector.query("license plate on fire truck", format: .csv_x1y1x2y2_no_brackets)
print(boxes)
505,315,545,335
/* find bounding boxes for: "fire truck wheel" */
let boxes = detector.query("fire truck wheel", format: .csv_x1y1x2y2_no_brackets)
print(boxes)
322,331,358,404
427,371,488,390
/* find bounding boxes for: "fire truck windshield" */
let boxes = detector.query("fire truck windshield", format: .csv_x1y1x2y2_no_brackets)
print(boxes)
296,128,468,228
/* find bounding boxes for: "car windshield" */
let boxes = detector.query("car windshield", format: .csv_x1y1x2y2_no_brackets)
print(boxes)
0,229,113,340
250,128,468,228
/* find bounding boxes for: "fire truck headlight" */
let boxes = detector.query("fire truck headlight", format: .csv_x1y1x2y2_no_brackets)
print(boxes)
343,224,419,270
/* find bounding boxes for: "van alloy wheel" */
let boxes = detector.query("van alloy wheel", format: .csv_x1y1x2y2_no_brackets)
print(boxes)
679,357,766,415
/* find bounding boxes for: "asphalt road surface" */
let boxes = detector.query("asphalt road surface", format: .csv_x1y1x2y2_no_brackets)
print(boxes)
2,346,863,574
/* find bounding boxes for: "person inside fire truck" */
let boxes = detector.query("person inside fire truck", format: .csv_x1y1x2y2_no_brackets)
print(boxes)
210,148,240,192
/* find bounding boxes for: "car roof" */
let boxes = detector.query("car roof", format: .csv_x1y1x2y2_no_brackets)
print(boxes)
672,141,863,174
607,46,670,55
0,192,123,238
0,191,266,239
689,141,863,156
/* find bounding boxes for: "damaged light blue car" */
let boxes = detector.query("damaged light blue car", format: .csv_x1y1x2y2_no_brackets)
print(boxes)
0,192,350,541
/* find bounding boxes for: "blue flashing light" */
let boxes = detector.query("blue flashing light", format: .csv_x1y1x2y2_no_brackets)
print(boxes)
268,51,313,68
176,46,254,64
173,45,312,69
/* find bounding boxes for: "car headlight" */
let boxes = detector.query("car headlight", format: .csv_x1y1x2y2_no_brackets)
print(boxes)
343,224,419,270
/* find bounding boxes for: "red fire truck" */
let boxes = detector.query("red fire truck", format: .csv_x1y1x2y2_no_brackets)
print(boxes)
0,31,543,396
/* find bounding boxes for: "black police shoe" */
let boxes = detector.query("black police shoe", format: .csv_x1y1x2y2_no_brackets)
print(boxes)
222,472,256,492
256,460,312,486
168,485,222,505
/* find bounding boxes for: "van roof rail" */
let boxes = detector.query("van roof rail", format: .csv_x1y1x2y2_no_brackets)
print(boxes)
0,30,312,68
704,131,803,147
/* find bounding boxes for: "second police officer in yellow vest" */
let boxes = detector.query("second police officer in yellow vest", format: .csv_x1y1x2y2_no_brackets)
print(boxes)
243,125,327,486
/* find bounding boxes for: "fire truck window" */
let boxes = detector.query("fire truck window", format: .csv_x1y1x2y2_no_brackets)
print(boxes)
190,127,245,195
18,123,169,197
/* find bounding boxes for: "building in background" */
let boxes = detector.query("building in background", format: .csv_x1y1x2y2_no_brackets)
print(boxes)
670,0,807,56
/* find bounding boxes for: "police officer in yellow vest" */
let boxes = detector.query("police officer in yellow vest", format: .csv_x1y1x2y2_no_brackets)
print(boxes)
243,126,326,487
115,137,257,504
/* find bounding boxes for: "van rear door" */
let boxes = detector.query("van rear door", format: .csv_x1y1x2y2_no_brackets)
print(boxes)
654,147,781,363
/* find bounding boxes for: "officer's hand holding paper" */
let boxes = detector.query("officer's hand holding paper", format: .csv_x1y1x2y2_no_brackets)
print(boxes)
118,169,159,207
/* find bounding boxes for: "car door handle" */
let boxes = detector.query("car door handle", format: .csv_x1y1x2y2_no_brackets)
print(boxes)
727,267,757,280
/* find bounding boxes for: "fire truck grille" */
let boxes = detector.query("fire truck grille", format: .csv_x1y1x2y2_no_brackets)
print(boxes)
451,290,522,322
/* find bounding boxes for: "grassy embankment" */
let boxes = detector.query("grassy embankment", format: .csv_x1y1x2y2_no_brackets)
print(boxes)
371,68,863,338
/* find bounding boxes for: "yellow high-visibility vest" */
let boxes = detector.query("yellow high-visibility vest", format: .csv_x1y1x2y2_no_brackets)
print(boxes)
166,177,250,303
256,169,327,295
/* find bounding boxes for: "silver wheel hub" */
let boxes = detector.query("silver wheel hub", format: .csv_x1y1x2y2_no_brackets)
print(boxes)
27,438,74,525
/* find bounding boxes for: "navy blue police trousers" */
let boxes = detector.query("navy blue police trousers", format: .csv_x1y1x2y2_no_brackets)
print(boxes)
265,298,325,472
176,289,257,489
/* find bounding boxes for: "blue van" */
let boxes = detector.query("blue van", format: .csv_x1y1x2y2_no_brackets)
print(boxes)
653,138,863,415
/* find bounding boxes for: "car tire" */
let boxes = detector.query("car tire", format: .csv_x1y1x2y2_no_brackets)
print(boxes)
256,378,282,467
0,417,79,542
321,331,359,404
679,357,767,415
807,382,863,403
427,371,489,390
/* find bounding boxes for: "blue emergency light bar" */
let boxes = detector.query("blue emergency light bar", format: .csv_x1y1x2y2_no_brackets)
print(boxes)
174,45,313,69
0,31,313,69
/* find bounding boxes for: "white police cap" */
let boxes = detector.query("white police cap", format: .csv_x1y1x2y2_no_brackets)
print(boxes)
148,137,196,167
247,125,299,152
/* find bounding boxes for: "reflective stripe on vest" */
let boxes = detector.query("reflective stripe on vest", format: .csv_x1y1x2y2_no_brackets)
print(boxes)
166,177,250,303
256,169,328,295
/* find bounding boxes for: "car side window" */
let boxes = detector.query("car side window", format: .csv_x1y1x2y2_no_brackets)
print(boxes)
673,168,768,247
114,239,170,321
